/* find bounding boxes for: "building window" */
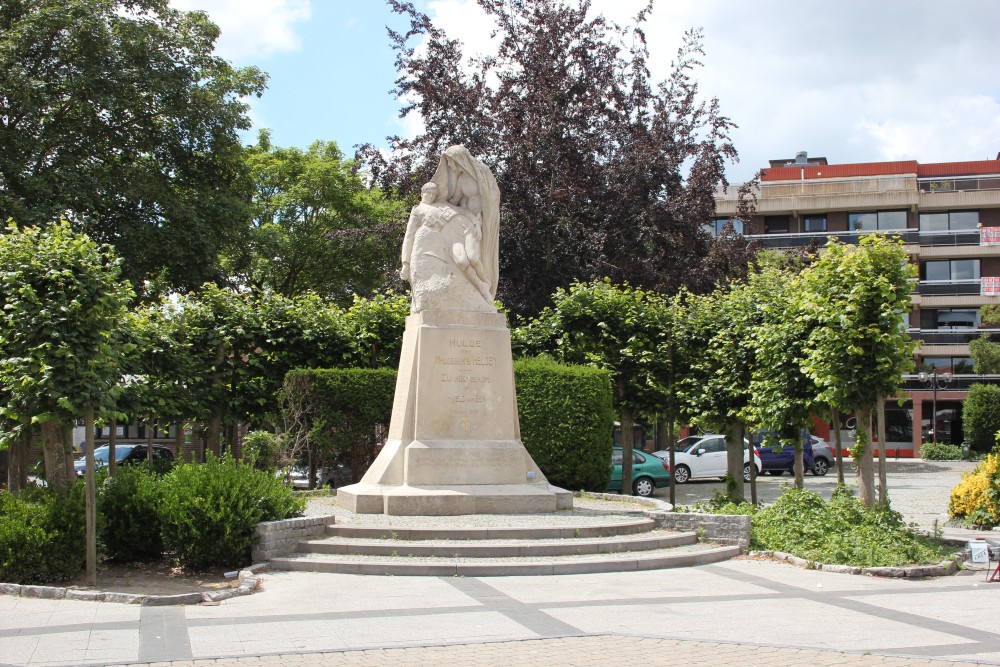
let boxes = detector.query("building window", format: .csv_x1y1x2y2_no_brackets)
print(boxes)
919,357,974,374
849,210,907,231
802,215,827,232
704,218,744,237
919,210,979,232
764,216,789,234
920,308,980,329
921,259,980,281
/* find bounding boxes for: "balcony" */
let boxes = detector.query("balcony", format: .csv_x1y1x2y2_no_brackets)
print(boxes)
918,176,1000,193
918,230,983,247
901,374,1000,392
908,328,1000,345
745,229,918,249
716,175,919,215
917,280,983,297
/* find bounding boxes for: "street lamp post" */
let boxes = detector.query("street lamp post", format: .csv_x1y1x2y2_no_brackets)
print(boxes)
918,368,952,444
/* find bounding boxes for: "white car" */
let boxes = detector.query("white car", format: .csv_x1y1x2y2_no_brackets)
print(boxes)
653,434,762,484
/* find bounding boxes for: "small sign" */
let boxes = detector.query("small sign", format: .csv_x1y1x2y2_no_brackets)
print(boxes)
981,227,1000,246
983,277,1000,296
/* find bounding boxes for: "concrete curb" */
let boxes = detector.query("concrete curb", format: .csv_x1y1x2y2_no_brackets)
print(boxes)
577,491,673,512
0,563,270,606
750,550,961,578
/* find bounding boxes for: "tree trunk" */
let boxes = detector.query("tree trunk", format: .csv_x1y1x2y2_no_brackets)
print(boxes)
40,420,73,496
7,428,29,494
207,341,226,457
793,432,805,489
84,407,97,587
146,414,155,463
749,432,758,505
877,395,888,507
666,415,676,507
620,404,634,495
174,423,185,462
831,407,845,485
855,407,876,507
108,418,117,476
725,420,745,503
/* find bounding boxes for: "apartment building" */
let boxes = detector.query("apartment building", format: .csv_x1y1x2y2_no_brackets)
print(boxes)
714,152,1000,457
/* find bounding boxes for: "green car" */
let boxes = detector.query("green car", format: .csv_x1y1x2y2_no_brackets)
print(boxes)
608,446,671,497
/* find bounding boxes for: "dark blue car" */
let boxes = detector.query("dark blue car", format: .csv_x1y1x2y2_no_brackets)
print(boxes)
750,431,814,476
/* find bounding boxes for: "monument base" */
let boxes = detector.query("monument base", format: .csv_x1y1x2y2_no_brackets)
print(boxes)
337,481,573,516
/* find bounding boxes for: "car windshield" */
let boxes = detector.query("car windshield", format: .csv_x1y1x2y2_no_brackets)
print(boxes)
675,436,703,453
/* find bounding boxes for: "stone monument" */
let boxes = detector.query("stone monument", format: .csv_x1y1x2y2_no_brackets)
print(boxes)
336,146,572,515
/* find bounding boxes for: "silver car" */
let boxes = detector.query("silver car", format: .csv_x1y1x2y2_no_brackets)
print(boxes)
809,436,835,476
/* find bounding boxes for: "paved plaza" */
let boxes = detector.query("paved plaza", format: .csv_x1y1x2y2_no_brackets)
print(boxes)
2,460,999,667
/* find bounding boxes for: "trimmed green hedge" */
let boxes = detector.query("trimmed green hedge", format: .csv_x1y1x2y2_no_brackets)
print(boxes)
282,368,397,482
963,384,1000,452
99,465,164,562
514,356,614,491
919,441,965,461
0,484,85,584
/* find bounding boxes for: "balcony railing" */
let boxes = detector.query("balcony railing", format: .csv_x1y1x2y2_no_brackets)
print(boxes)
916,279,983,296
901,374,1000,392
918,176,1000,193
716,174,917,201
917,230,983,247
908,328,1000,345
745,229,918,249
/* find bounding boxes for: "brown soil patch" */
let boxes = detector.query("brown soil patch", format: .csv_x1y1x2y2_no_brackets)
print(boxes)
66,561,238,596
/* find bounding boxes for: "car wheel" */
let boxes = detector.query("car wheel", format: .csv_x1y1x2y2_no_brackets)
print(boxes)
812,459,830,476
633,477,655,497
673,465,691,484
743,463,755,483
767,470,783,476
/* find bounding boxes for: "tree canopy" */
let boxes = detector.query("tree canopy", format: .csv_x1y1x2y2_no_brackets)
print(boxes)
362,0,744,317
0,0,266,292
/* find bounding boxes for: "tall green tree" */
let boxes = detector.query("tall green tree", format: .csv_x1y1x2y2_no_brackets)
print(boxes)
525,280,667,495
0,0,266,292
799,235,915,507
362,0,742,317
227,131,406,304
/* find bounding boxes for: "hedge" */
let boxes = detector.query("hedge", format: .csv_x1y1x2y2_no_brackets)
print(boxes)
963,384,1000,452
0,484,85,584
514,356,614,491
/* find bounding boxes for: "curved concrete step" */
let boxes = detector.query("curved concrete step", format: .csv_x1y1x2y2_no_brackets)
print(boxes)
298,529,697,558
323,517,655,541
269,543,740,577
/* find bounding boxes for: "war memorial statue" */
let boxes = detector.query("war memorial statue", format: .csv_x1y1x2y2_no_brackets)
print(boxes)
336,146,571,515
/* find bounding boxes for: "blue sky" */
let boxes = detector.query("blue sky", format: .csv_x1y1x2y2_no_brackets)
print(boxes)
171,0,1000,182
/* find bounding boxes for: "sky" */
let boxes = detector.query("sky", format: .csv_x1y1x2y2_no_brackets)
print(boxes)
169,0,1000,183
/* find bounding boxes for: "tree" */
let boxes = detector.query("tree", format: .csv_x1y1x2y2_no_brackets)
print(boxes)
0,221,131,584
963,384,1000,452
362,0,742,317
799,235,915,507
225,131,407,303
0,0,266,292
524,280,667,495
969,335,1000,374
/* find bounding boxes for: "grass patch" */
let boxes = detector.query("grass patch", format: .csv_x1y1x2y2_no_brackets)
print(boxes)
687,486,954,568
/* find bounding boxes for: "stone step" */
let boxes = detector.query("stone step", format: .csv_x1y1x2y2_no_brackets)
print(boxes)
297,529,697,558
269,542,739,577
323,517,656,541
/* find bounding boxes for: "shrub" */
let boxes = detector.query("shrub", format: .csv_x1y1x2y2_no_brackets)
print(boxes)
963,384,1000,452
514,356,614,491
282,368,396,482
919,441,964,461
158,455,304,570
242,430,282,472
0,484,85,583
98,465,164,562
949,452,1000,529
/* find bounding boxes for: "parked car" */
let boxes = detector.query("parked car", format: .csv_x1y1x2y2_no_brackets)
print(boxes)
652,434,761,484
749,431,814,476
73,443,174,477
808,435,835,477
285,464,352,490
607,446,671,497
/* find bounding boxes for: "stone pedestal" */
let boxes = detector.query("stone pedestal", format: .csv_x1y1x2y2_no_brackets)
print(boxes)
337,311,572,515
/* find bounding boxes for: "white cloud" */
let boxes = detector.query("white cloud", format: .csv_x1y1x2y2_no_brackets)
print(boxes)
170,0,311,61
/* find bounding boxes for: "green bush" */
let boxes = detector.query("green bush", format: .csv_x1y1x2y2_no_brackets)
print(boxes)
963,384,1000,452
748,487,952,567
98,465,164,562
158,455,304,570
919,441,965,461
0,484,85,583
242,430,281,472
514,356,614,491
282,368,396,482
